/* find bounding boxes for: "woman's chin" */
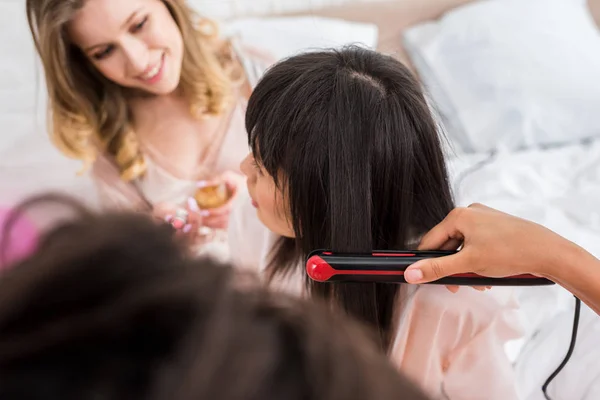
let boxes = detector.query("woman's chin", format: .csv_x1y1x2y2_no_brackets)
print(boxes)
130,74,180,96
257,215,295,238
142,82,178,96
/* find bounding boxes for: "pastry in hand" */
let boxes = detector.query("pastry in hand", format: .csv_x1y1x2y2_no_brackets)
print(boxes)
194,182,230,209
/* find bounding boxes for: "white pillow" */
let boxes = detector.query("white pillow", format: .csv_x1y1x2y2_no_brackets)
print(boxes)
403,0,600,153
223,16,379,60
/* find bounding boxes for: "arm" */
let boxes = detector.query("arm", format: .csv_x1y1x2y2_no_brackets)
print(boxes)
405,203,600,315
546,243,600,316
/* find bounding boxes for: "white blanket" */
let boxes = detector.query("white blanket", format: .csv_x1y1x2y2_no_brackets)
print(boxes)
448,141,600,399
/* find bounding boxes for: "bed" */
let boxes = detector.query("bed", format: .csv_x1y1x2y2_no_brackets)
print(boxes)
2,0,600,398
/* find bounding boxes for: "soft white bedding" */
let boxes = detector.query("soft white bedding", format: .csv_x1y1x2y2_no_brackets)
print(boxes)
404,0,600,154
447,141,600,399
406,0,600,395
224,16,378,59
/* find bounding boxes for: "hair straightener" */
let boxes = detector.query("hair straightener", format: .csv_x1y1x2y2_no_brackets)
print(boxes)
306,249,578,400
306,249,554,286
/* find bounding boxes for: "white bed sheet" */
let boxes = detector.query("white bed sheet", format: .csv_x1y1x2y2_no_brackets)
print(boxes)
447,140,600,400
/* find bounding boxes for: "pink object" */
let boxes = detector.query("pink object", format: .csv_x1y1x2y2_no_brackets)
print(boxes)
0,207,38,271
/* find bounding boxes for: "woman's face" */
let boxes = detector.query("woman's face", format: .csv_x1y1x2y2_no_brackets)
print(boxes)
240,153,295,238
68,0,183,95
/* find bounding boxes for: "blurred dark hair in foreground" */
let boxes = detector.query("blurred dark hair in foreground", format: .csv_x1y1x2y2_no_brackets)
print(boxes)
0,194,431,400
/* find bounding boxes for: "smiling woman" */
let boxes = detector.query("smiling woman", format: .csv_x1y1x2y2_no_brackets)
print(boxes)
67,1,184,95
26,0,274,257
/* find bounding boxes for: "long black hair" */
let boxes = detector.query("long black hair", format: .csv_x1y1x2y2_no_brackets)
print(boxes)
246,46,454,348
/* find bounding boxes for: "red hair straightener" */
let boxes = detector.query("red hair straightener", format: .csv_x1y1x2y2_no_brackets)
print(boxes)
306,249,554,286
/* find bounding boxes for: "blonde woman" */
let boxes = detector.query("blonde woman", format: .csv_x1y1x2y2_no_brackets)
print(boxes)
26,0,272,253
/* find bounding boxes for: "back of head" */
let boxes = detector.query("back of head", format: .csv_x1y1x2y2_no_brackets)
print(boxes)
0,195,430,400
246,46,454,346
0,199,200,399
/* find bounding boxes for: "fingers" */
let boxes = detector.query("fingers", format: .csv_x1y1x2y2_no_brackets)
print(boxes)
445,285,459,293
152,203,177,223
404,252,467,284
221,172,243,194
202,214,229,230
468,203,502,215
187,196,231,229
467,202,489,211
185,210,203,232
439,238,463,251
202,201,233,217
154,202,205,240
445,285,490,293
186,171,242,232
152,199,230,243
417,208,466,251
196,178,221,189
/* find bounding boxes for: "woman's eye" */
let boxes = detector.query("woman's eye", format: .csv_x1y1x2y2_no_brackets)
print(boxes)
132,16,148,33
251,159,263,175
92,45,114,60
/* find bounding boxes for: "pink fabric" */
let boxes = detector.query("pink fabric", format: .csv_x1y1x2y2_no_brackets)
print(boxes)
90,98,249,211
390,285,522,399
228,196,523,399
0,207,38,270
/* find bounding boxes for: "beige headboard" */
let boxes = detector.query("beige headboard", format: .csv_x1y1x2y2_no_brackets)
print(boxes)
284,0,600,68
589,0,600,26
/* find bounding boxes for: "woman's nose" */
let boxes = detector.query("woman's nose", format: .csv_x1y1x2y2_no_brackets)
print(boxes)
122,37,149,76
240,154,252,178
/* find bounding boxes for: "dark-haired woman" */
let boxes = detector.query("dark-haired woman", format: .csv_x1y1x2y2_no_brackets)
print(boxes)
229,47,523,400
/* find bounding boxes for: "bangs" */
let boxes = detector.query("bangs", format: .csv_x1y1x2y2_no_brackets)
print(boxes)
246,51,338,186
247,108,284,186
246,74,302,184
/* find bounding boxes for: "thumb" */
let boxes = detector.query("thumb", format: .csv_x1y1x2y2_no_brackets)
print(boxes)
404,253,465,284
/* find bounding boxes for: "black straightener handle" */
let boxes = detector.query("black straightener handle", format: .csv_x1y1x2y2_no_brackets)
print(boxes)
306,250,554,286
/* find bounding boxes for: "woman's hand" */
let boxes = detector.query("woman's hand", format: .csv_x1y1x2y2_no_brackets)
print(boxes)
152,201,204,246
406,203,568,284
189,171,245,230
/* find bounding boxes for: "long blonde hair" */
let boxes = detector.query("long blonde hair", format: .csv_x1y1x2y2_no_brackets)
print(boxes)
26,0,240,181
